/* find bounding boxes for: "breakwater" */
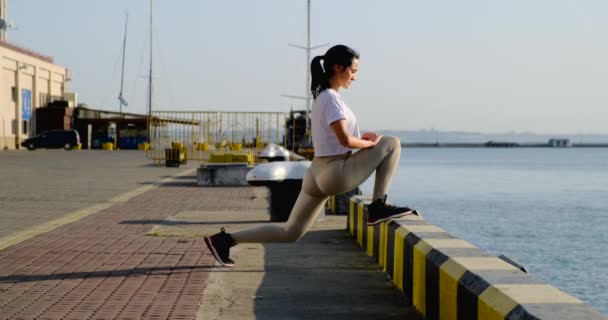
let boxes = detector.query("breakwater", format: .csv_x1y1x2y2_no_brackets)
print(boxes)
339,195,606,319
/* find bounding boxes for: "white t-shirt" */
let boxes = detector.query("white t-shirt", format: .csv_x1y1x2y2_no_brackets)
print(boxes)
311,89,361,157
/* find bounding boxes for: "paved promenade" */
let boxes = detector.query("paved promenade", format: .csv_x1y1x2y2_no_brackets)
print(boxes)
0,150,190,239
0,150,420,319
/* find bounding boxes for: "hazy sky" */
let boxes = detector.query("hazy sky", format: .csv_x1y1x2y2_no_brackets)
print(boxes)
7,1,608,133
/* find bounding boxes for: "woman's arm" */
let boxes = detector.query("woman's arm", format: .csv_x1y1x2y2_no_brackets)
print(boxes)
330,120,382,149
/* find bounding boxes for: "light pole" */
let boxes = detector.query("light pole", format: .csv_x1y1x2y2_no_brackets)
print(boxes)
287,0,327,136
147,0,153,142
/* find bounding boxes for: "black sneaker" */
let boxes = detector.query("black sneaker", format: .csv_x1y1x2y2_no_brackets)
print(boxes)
366,195,418,225
204,227,236,267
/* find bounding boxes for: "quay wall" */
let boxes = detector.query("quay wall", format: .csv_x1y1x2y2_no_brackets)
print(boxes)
339,195,606,320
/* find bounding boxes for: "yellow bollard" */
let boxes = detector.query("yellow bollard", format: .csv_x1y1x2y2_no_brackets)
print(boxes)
102,142,114,151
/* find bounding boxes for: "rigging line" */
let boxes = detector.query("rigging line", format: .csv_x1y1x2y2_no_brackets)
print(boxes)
152,23,176,110
118,12,129,113
128,24,150,115
101,36,127,111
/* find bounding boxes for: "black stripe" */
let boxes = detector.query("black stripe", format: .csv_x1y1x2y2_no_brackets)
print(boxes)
505,304,539,320
403,232,421,302
386,222,399,279
425,249,450,320
457,271,491,320
373,223,381,261
474,269,544,285
353,202,358,239
362,204,368,248
346,198,350,231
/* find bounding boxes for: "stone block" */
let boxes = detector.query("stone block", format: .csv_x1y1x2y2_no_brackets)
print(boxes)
197,163,251,186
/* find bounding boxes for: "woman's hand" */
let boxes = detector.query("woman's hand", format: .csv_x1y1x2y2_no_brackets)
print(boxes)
363,132,383,147
362,131,381,142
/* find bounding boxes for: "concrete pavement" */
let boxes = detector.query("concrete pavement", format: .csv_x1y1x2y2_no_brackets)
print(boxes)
151,209,422,320
0,150,195,240
0,150,421,319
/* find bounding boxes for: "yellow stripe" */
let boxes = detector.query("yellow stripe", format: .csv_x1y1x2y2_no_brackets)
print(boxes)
478,285,519,320
380,222,387,270
402,225,445,233
451,257,520,271
367,225,374,257
357,204,364,246
412,240,433,317
478,284,583,319
425,239,476,249
393,228,408,289
393,214,425,222
0,168,195,251
493,284,583,304
349,200,355,236
439,259,468,320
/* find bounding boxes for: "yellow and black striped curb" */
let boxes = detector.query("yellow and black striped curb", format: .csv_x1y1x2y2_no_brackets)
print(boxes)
345,195,606,320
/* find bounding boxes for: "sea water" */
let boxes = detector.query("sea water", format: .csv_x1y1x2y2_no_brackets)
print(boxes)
360,148,608,314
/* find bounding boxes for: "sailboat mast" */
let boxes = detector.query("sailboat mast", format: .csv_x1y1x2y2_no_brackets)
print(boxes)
118,12,128,116
147,0,153,140
305,0,311,133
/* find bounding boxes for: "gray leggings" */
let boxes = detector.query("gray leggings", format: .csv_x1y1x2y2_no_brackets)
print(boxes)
231,136,401,243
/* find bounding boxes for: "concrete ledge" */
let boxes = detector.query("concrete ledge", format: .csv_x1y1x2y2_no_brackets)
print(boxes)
196,163,250,186
345,195,607,320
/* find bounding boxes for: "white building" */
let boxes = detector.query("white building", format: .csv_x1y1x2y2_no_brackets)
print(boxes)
1,0,71,149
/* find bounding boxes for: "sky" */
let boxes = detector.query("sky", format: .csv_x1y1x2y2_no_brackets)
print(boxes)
6,0,608,133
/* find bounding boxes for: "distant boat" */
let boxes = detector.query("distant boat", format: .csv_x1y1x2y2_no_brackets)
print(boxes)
485,141,519,148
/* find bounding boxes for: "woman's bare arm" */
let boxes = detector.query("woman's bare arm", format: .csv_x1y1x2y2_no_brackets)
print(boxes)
330,120,381,149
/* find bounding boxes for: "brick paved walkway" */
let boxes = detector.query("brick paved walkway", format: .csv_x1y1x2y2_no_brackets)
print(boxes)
0,181,267,319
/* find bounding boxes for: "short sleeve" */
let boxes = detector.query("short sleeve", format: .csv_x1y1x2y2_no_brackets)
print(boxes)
322,92,346,126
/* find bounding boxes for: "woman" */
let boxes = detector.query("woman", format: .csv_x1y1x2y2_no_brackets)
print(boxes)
205,45,417,267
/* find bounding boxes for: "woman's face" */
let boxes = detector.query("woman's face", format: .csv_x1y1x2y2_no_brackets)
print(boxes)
334,58,359,89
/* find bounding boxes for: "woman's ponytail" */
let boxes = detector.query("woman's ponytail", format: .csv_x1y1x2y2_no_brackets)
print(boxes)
310,55,326,99
310,45,359,99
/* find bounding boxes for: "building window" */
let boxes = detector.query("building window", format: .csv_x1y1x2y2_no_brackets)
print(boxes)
39,93,49,107
23,120,29,135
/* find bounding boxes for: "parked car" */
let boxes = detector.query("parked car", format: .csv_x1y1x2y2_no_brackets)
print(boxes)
21,129,81,150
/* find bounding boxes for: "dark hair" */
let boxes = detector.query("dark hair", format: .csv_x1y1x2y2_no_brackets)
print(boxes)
310,45,359,99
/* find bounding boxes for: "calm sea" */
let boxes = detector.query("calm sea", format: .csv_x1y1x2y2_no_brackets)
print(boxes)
360,148,608,314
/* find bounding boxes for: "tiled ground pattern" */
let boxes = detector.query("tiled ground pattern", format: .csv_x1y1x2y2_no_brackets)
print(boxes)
0,185,264,319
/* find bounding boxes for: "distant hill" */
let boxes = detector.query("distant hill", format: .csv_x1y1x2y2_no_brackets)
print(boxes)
376,129,608,144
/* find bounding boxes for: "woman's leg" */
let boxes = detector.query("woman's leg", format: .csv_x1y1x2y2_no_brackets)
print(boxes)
231,170,328,243
205,136,403,266
315,136,401,201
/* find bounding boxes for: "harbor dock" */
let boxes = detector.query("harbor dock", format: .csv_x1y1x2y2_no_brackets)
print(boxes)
0,150,605,319
0,150,421,319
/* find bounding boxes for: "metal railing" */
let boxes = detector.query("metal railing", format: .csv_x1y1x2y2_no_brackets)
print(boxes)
146,111,288,163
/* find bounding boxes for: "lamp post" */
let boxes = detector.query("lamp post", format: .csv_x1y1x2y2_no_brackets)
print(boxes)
287,0,327,137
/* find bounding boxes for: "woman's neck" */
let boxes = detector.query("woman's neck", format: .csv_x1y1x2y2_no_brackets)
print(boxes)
329,78,340,92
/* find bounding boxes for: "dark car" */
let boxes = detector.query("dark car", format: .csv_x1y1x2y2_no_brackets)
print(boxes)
21,129,81,150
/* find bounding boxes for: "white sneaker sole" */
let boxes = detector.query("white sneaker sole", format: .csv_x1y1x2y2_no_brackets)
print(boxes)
367,210,419,226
